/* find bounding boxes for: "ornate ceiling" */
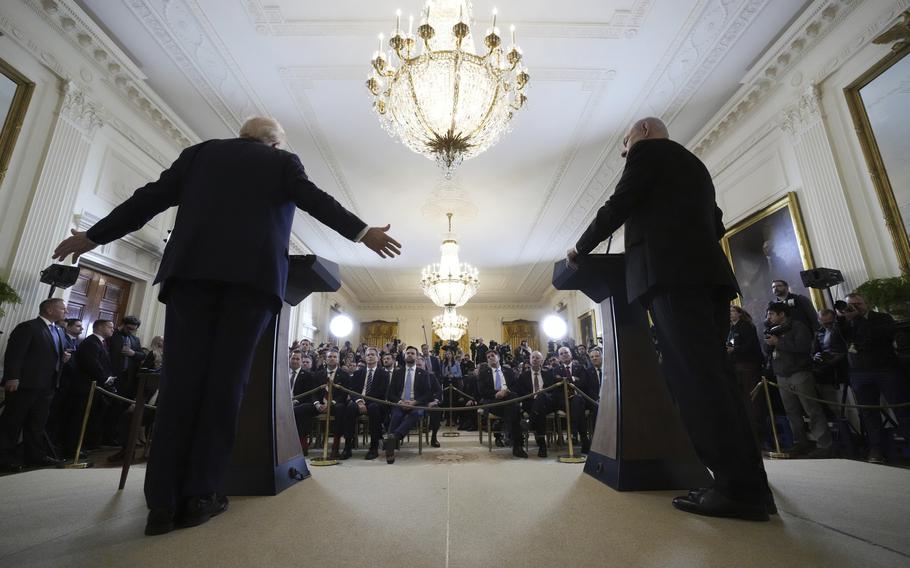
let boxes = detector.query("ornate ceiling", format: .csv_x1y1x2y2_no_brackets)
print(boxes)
67,0,811,304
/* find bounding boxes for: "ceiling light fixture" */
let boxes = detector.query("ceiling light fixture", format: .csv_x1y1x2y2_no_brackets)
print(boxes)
419,212,479,308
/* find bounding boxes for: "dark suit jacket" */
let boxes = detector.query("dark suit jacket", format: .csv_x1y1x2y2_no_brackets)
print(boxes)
386,366,433,406
478,365,525,401
1,318,65,390
312,367,350,405
575,138,737,303
346,367,391,404
844,311,899,372
550,361,592,394
109,332,145,377
518,368,557,396
292,370,318,404
75,335,112,389
85,138,367,309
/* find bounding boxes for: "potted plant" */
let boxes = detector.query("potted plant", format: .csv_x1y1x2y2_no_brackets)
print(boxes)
854,277,910,320
0,279,21,319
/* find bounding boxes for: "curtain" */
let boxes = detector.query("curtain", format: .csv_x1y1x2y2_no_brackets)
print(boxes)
360,321,399,350
501,320,540,352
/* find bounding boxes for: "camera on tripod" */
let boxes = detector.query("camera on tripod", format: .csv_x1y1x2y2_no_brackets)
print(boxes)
764,323,792,338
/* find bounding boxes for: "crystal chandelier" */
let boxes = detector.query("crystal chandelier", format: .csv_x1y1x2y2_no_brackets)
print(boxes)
367,0,529,176
420,212,479,308
433,306,469,341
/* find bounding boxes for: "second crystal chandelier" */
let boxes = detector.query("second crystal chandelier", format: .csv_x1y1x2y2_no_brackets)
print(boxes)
367,0,529,176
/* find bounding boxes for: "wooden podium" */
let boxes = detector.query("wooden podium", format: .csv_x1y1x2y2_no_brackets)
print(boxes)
222,255,341,495
552,254,710,490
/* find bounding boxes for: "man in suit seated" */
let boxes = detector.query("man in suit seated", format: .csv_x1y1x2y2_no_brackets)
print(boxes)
311,349,350,459
478,350,528,458
343,347,390,460
547,346,594,453
292,353,318,456
53,116,401,535
384,346,432,464
0,298,71,471
417,355,444,447
519,351,557,457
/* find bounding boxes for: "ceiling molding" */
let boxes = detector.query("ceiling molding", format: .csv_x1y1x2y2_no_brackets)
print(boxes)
690,0,862,157
124,0,268,134
357,303,544,312
24,0,196,149
242,0,654,39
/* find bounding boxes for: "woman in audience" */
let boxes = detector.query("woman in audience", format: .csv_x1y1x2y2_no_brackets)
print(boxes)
727,306,766,445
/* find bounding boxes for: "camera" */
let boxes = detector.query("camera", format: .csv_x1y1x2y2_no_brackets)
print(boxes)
764,323,792,338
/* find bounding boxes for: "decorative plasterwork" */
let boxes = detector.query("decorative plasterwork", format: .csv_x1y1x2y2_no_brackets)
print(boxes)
124,0,267,134
242,0,654,39
60,80,104,135
691,0,860,157
872,8,910,52
25,0,196,148
779,85,824,136
74,210,164,261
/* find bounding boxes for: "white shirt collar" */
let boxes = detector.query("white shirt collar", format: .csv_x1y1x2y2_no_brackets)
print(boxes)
93,333,107,343
39,316,55,327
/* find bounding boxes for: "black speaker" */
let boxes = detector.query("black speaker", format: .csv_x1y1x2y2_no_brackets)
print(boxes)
800,267,844,289
39,264,80,289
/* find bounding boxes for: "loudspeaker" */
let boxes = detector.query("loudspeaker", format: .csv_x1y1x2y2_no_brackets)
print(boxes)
39,264,80,289
800,267,844,289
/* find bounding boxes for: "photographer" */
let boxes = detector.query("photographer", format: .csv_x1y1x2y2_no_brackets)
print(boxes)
727,305,765,441
765,303,833,458
471,338,488,364
842,293,910,463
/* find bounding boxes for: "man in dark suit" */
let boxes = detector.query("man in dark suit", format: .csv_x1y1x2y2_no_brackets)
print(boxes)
549,346,594,454
100,316,145,446
770,280,818,334
46,317,83,456
519,351,557,457
418,355,444,448
567,117,772,521
421,344,442,377
343,347,390,460
53,117,401,535
310,349,350,459
384,346,432,464
74,319,116,452
0,298,70,470
478,350,528,458
292,354,318,456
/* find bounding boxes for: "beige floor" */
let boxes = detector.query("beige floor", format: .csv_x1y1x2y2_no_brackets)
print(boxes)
0,436,908,568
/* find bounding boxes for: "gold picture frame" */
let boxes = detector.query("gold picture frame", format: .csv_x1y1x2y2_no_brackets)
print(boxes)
0,57,35,188
721,192,823,321
845,39,910,275
577,309,597,349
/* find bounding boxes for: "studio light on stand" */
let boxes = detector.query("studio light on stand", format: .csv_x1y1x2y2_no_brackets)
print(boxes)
329,314,353,338
542,315,567,340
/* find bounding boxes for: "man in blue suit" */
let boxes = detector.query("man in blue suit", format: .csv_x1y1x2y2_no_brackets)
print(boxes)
53,117,401,535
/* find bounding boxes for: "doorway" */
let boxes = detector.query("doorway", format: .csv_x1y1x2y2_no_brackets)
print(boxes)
65,266,133,337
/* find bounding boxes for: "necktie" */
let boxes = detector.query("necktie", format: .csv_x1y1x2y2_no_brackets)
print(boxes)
290,370,297,391
596,368,602,390
365,368,374,395
48,324,60,355
404,367,413,400
533,371,540,393
122,335,131,370
494,368,503,390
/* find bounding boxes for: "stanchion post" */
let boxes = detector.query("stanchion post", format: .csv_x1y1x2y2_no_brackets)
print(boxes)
442,384,460,438
762,378,789,459
310,378,338,467
64,381,96,469
558,380,586,464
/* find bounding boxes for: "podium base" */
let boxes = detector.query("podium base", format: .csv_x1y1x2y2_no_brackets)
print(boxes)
223,454,310,496
583,451,711,491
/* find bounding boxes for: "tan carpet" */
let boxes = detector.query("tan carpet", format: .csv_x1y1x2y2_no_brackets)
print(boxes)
0,437,908,568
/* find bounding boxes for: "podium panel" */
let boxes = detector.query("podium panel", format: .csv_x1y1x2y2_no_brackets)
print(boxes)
223,255,340,496
553,254,710,490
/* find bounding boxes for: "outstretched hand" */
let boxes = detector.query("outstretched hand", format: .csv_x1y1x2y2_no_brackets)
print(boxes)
361,224,402,259
53,229,98,263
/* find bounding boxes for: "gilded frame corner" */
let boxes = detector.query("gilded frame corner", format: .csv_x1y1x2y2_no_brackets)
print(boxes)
0,57,35,188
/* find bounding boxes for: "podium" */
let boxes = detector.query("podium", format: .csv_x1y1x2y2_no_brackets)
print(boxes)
552,254,710,490
222,255,342,495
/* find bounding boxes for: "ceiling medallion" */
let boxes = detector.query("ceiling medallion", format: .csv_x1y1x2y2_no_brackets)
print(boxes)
367,0,529,177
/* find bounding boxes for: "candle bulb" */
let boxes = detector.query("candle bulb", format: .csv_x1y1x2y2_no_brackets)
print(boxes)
409,14,414,36
510,24,516,45
492,7,497,30
378,33,384,55
459,4,463,22
396,9,401,34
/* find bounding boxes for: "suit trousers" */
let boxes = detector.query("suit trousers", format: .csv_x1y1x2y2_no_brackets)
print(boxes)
850,371,910,450
344,401,384,448
0,386,54,462
144,280,274,510
648,287,770,504
389,406,423,439
776,371,832,449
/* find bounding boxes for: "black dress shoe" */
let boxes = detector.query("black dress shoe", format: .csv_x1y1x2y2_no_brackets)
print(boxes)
145,508,175,536
0,462,23,473
672,489,769,521
686,488,778,516
385,435,397,464
538,446,548,458
580,439,591,455
365,449,379,460
340,447,352,460
26,455,64,467
512,447,528,458
176,494,229,529
494,436,505,448
431,438,441,448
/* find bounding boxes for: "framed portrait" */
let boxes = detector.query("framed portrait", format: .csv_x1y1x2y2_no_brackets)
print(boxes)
0,57,35,188
721,192,822,323
845,39,910,274
577,309,596,349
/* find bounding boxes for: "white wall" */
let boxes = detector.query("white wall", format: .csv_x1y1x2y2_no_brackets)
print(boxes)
690,0,910,300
